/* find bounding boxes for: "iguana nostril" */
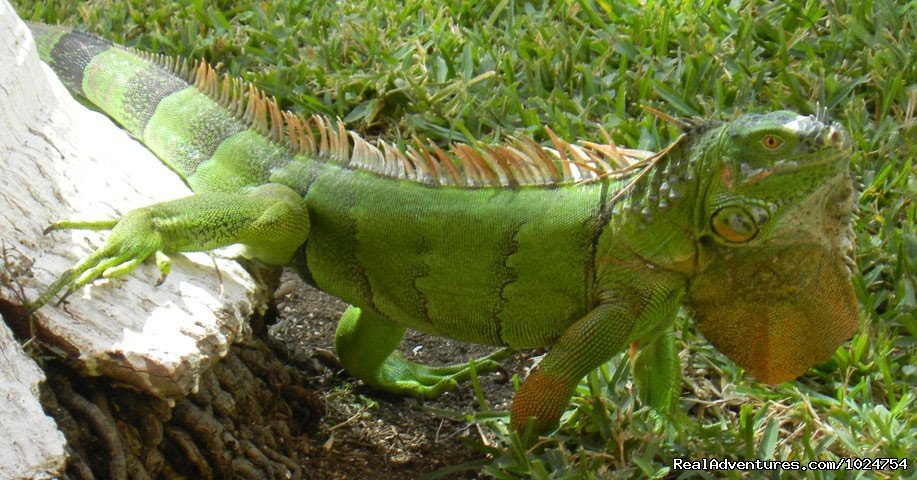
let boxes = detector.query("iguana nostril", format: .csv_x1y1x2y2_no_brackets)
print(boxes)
824,126,845,147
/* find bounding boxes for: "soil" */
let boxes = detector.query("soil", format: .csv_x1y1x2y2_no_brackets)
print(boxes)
268,272,531,479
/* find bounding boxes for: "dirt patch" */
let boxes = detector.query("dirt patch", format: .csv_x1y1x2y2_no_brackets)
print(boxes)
269,272,531,479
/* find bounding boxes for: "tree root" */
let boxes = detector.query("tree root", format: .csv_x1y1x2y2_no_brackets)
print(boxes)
40,337,322,479
52,375,128,480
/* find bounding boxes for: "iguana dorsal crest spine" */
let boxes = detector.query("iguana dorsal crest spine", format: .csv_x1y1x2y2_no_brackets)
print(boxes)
126,37,662,188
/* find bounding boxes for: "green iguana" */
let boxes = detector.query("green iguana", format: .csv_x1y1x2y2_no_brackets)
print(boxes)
26,25,859,436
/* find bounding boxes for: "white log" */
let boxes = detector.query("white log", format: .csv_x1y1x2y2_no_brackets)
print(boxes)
0,0,266,406
0,317,66,480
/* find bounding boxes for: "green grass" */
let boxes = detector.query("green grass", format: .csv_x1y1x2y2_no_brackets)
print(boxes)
14,0,914,478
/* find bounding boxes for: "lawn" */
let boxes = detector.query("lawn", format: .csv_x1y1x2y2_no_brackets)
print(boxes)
14,0,914,478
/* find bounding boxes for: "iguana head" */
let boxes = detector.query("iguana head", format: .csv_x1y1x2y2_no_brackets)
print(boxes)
685,111,859,384
698,111,852,246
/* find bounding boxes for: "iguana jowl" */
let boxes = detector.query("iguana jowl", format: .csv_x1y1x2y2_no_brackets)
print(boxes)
28,25,860,435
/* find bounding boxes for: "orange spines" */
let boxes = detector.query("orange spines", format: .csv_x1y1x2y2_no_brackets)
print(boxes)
428,141,463,185
157,52,660,188
510,134,561,184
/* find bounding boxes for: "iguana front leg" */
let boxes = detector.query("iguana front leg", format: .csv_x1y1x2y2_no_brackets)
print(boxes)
31,183,309,309
511,287,683,437
334,306,510,397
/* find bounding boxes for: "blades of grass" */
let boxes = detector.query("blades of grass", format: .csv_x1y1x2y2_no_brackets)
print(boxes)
467,358,491,410
757,417,779,460
740,404,756,458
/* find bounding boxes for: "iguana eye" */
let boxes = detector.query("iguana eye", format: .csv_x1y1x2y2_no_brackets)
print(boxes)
761,135,784,150
711,206,758,243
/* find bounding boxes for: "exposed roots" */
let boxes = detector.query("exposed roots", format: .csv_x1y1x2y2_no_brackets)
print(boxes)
40,338,323,479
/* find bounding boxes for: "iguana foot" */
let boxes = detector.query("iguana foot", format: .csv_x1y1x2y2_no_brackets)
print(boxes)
373,348,510,398
335,305,510,398
31,210,168,310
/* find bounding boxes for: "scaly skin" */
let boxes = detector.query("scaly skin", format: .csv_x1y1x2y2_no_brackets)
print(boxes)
28,25,859,438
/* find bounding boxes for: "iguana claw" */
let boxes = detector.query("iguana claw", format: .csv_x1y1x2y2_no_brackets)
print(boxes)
30,213,164,310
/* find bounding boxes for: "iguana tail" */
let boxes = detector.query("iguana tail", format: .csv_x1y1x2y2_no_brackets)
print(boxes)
29,23,288,194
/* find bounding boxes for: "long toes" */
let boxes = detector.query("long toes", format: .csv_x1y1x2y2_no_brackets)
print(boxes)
427,358,501,377
73,256,126,287
102,257,143,279
426,365,469,376
430,378,459,397
388,373,460,398
473,359,501,372
482,348,513,363
414,378,458,398
72,263,107,287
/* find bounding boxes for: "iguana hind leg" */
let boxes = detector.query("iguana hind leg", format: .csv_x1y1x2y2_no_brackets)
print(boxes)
32,183,309,309
334,305,509,398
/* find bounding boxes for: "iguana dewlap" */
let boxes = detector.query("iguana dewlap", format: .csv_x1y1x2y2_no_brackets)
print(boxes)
28,25,859,436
